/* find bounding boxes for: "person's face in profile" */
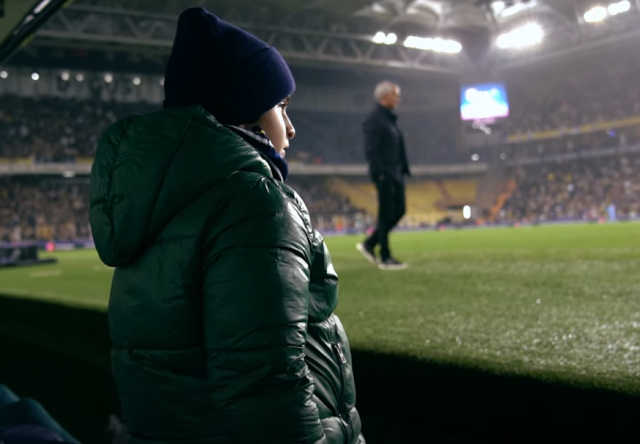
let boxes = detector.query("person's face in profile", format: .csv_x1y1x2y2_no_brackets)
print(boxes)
382,87,401,110
254,97,296,157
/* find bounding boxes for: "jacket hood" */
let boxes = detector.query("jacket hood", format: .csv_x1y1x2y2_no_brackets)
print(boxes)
89,105,272,267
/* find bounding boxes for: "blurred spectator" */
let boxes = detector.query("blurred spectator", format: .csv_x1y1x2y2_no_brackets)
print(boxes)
501,154,640,222
507,61,640,135
4,60,640,166
0,96,155,162
290,111,462,165
283,178,368,231
495,128,640,162
0,177,368,241
0,178,90,242
0,94,464,165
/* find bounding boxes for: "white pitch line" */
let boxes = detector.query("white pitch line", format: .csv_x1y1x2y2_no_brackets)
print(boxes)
29,270,62,278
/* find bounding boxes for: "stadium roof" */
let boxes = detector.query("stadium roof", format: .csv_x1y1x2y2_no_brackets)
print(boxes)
0,0,68,65
11,0,640,76
0,0,40,45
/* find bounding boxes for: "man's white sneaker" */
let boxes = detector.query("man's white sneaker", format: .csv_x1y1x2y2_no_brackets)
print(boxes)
356,243,377,264
378,257,408,270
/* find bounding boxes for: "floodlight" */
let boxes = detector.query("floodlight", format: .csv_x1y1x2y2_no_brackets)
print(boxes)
584,6,608,22
497,23,543,49
404,36,462,54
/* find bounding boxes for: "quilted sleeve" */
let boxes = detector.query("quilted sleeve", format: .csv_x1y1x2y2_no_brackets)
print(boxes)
202,172,326,444
89,115,138,267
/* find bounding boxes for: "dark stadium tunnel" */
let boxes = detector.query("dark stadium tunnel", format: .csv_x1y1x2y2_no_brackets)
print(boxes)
1,296,639,444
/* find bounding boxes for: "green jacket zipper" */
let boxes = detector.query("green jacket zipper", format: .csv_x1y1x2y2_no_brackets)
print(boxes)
333,342,352,443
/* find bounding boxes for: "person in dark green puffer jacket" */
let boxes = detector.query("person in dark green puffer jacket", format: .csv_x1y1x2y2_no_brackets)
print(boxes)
89,7,364,444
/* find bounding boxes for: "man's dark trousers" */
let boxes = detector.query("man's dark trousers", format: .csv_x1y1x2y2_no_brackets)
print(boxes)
365,176,405,261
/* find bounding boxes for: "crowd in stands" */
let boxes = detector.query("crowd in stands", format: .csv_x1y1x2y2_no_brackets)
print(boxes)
0,94,464,165
0,96,154,162
291,111,462,165
490,126,640,162
4,150,640,242
288,178,370,232
501,154,640,222
0,177,367,242
4,58,640,167
4,57,640,239
482,59,640,163
507,60,640,135
0,178,91,243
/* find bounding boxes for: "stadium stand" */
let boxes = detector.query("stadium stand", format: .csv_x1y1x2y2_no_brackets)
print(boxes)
0,175,483,241
4,60,640,238
490,179,518,222
324,178,479,227
0,95,465,165
0,96,154,162
491,60,640,163
474,59,640,222
500,154,640,222
326,178,377,215
405,182,445,226
0,178,91,243
507,60,640,136
2,10,640,238
288,177,369,231
5,58,640,168
0,176,370,240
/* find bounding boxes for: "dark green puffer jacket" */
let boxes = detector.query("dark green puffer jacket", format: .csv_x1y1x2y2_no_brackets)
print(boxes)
90,106,364,444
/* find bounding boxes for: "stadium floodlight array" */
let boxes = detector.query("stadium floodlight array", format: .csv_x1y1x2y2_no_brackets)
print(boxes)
372,32,398,45
0,71,7,79
31,72,39,81
609,0,631,15
60,71,70,81
584,1,631,22
496,23,543,49
404,36,462,54
133,77,141,86
104,73,113,84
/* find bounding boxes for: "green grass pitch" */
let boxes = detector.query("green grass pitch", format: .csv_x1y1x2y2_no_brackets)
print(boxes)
2,223,640,393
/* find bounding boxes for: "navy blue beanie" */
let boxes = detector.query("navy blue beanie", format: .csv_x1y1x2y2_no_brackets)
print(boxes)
163,8,296,125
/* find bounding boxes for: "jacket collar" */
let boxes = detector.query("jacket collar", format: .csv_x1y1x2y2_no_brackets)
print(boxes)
225,125,287,182
375,103,398,123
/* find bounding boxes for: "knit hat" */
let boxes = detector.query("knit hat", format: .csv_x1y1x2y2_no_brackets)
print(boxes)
163,8,296,125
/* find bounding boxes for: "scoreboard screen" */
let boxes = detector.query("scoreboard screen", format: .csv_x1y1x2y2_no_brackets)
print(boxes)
460,83,509,121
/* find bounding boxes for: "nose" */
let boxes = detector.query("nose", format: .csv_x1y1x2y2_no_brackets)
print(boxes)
285,115,296,140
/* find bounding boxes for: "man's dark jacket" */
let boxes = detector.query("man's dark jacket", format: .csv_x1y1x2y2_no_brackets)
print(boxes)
90,106,364,444
363,104,411,182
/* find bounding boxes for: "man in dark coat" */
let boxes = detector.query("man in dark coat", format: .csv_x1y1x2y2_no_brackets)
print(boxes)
357,81,411,270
